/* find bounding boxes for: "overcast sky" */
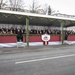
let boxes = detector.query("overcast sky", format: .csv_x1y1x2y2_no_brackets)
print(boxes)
4,0,75,15
24,0,75,15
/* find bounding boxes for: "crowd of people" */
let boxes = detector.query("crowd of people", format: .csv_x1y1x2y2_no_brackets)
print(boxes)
0,27,75,35
0,27,75,41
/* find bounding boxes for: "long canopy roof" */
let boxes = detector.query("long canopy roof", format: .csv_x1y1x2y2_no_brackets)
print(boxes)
0,10,75,27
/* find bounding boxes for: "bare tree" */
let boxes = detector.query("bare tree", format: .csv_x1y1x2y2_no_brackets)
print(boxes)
0,0,7,9
47,5,58,15
42,3,48,15
42,3,59,15
42,4,53,15
9,0,25,11
29,0,41,13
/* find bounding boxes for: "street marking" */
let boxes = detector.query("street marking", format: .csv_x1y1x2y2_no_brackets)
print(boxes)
15,54,75,64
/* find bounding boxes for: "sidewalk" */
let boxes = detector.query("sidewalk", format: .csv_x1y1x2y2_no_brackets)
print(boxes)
0,44,74,54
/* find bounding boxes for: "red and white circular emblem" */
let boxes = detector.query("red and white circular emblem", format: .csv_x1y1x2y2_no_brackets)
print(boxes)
41,34,50,41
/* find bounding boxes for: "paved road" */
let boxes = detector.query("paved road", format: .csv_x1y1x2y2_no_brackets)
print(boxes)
0,45,75,75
